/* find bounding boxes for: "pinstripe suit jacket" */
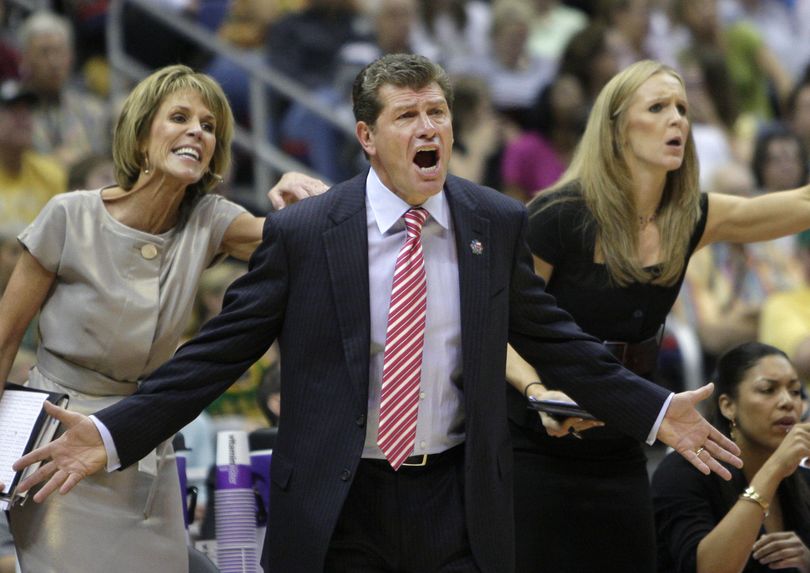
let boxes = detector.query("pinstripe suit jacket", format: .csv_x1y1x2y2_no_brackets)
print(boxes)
96,170,670,572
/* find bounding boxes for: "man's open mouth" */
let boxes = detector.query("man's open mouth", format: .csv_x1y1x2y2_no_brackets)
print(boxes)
414,147,439,170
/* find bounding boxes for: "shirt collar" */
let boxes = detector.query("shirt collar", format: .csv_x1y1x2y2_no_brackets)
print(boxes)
366,167,450,235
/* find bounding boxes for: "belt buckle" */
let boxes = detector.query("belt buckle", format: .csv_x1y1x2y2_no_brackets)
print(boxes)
401,453,428,467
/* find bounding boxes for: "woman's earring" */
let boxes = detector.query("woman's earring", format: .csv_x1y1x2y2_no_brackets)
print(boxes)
729,418,738,442
143,154,151,176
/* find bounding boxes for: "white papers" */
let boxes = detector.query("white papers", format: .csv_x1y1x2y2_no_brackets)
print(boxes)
0,389,49,492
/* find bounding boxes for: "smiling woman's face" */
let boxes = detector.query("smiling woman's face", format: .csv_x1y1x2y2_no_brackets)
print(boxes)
142,89,217,186
721,354,804,454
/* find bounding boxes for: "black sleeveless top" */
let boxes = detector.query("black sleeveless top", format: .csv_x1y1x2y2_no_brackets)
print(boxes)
508,182,710,458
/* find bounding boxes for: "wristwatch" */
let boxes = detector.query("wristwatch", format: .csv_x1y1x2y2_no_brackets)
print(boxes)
739,485,770,518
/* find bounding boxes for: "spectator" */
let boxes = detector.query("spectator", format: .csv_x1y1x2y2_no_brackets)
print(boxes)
470,0,557,121
752,126,810,195
18,11,111,169
557,22,622,106
409,0,491,75
670,0,793,122
205,0,303,125
266,0,368,91
719,0,810,83
653,342,810,573
760,230,810,384
597,0,656,69
448,74,505,188
0,0,19,81
526,0,588,63
678,47,742,190
500,71,587,201
787,74,810,165
0,79,67,234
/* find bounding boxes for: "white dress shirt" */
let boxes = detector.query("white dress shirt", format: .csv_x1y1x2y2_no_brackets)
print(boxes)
362,168,464,458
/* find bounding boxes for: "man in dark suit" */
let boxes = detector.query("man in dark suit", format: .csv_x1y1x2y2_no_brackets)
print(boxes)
15,54,740,572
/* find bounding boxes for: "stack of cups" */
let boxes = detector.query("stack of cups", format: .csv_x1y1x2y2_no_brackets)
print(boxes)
215,430,259,573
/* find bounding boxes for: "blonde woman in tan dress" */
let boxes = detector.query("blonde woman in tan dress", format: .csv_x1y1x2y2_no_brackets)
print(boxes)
0,65,324,573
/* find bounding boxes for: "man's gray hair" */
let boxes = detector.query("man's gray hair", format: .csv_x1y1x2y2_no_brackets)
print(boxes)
352,54,453,126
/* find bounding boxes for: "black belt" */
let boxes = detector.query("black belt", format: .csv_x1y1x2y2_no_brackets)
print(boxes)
363,443,464,471
604,326,664,376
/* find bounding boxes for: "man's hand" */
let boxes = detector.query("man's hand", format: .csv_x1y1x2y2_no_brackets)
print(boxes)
657,383,742,480
267,172,329,210
12,401,107,502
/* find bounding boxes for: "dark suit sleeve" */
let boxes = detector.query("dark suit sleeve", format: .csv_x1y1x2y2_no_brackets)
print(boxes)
506,209,670,442
95,216,289,468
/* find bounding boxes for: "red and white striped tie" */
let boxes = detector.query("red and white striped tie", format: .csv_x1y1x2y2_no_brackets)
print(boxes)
378,207,429,470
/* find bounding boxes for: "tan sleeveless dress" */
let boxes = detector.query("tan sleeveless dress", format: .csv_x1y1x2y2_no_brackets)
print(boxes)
10,189,246,573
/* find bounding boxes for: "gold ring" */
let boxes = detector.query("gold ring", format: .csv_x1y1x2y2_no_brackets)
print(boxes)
695,446,705,457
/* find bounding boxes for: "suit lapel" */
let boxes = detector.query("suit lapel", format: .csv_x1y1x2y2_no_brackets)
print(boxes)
324,173,371,405
445,176,490,389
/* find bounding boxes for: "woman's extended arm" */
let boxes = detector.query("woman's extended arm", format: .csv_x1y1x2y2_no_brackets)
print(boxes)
699,187,810,249
0,251,56,397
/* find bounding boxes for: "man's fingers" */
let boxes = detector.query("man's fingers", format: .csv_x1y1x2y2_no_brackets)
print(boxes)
17,459,58,493
686,382,714,405
701,452,732,480
684,448,711,475
42,401,83,427
60,472,84,495
680,441,734,479
13,444,52,471
703,437,742,468
709,425,742,457
32,470,67,503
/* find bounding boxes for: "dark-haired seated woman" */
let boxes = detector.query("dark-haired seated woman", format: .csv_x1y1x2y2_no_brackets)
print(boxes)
652,342,810,573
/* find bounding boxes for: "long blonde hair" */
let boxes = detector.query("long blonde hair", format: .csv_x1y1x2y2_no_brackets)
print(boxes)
535,60,702,286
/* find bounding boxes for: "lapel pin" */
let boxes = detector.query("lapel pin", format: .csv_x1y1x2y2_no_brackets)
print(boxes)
470,239,484,255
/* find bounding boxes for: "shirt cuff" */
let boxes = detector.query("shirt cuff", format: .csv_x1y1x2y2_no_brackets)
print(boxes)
89,415,122,471
646,392,673,445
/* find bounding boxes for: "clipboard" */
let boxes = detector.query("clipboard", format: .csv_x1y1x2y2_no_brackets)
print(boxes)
526,396,597,420
0,382,69,509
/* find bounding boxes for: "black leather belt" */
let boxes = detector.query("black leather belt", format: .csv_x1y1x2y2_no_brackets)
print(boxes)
364,443,463,471
604,326,664,376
